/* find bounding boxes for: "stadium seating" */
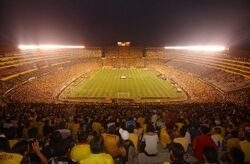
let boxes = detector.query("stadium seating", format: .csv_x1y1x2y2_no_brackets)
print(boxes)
146,48,250,103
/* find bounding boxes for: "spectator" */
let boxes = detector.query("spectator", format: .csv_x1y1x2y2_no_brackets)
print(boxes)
22,121,30,139
226,130,240,152
238,128,250,163
34,117,44,136
48,138,75,164
160,125,172,149
151,111,158,126
183,126,191,145
212,119,225,137
69,117,80,140
80,133,114,164
70,131,91,162
126,117,136,129
28,127,38,140
163,143,190,164
127,125,139,153
133,122,143,142
173,126,189,152
119,128,138,164
92,118,103,132
142,124,158,156
13,139,48,164
43,131,63,159
0,140,27,164
136,115,145,129
211,127,223,150
175,118,184,132
102,125,120,158
5,127,18,148
192,125,217,160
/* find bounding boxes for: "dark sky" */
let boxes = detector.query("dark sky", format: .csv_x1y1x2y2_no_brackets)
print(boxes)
0,0,249,48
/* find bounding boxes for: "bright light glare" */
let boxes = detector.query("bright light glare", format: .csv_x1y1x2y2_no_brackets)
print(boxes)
18,44,85,50
164,45,225,52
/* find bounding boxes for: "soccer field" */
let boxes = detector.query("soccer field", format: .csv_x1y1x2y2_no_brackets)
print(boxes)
60,68,186,101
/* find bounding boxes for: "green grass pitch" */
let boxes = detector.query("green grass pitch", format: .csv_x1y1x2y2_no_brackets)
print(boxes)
62,68,186,100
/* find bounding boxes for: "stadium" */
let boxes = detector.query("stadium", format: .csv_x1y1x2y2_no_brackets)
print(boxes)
0,0,250,164
0,45,249,163
0,46,249,105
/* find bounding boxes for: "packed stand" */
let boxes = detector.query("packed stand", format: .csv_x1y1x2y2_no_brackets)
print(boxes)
0,102,249,164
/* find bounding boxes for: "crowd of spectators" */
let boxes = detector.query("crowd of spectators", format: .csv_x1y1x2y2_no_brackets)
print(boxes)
0,102,249,164
103,58,144,68
165,60,216,77
150,63,224,103
164,60,250,93
5,61,100,104
224,89,250,105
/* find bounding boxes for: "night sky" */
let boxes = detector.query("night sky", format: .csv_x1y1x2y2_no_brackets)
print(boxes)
0,0,249,48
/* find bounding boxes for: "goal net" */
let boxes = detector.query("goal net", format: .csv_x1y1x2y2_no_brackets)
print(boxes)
117,92,130,98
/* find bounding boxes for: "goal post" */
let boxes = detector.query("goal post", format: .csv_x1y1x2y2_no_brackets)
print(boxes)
117,92,130,98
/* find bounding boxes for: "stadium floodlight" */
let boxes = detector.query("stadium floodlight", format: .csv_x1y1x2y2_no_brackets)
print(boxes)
164,45,225,52
18,44,85,50
117,42,130,47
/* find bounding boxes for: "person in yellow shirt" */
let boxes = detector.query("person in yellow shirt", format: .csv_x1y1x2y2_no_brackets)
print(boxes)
71,118,80,140
8,140,18,149
0,152,23,164
160,126,171,149
70,132,91,162
142,124,147,134
211,127,224,150
134,122,143,141
212,120,225,137
101,125,120,157
137,115,145,128
22,122,30,139
173,126,189,152
127,125,139,153
34,118,44,136
0,136,20,164
80,153,114,164
175,122,184,131
80,134,114,164
239,129,250,163
92,119,103,132
226,130,240,151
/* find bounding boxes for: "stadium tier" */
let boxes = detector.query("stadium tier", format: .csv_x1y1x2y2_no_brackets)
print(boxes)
0,47,249,105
